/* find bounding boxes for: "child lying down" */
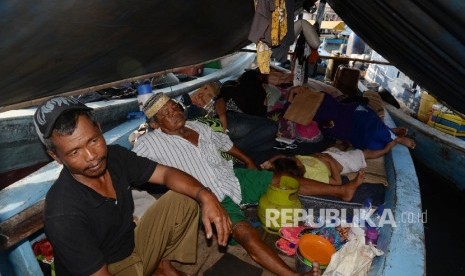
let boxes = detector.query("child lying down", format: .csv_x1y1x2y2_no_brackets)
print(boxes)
260,140,398,185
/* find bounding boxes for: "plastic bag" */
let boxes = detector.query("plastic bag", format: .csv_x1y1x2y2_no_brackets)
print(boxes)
323,236,383,276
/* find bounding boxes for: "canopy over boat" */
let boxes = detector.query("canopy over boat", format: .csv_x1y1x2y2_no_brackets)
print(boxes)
1,0,464,114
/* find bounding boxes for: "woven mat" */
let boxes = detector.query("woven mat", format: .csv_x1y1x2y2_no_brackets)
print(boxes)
347,156,387,186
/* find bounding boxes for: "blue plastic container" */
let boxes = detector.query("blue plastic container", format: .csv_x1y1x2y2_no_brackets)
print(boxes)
137,83,152,111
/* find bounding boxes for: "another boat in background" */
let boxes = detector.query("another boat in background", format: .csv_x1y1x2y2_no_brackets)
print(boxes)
0,52,255,186
5,0,463,274
385,103,465,191
360,51,465,191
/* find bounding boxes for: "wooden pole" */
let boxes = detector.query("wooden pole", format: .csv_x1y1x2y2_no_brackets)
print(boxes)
239,48,391,65
319,55,392,65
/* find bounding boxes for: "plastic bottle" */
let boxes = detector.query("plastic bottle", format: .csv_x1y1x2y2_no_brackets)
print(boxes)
365,227,378,246
359,198,372,228
372,204,385,230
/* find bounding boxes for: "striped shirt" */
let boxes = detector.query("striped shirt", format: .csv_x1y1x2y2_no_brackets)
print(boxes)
133,121,243,204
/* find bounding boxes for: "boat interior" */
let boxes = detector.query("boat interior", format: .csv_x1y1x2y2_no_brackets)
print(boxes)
2,0,461,274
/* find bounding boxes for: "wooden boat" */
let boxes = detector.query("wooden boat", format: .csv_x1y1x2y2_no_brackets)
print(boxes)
360,51,465,192
0,52,255,177
3,0,463,274
368,111,424,275
0,89,425,276
385,104,465,191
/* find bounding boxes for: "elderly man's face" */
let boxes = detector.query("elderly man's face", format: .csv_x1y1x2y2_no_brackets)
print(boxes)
155,100,186,132
190,89,216,107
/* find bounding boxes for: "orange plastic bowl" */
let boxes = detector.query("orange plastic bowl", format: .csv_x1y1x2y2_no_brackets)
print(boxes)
298,234,336,266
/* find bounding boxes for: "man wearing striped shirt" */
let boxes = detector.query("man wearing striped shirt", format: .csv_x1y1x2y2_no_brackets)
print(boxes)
133,93,363,276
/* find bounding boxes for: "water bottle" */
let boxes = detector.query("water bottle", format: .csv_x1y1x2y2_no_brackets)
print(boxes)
359,198,372,228
372,204,385,230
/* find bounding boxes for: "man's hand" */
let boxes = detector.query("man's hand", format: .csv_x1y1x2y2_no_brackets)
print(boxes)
149,165,232,246
227,145,257,170
197,189,232,246
260,160,273,170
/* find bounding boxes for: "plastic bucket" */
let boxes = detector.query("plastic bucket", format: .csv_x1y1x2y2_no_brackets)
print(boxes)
137,83,152,111
295,246,313,273
417,91,437,123
137,83,152,95
295,245,329,272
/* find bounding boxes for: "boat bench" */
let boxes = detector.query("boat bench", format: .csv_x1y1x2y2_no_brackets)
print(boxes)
0,116,145,276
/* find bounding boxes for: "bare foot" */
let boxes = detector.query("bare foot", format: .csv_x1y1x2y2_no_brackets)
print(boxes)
153,260,190,276
395,136,416,149
342,170,365,201
392,127,408,137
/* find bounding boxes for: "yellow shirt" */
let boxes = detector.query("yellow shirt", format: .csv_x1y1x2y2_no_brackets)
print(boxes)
296,155,330,184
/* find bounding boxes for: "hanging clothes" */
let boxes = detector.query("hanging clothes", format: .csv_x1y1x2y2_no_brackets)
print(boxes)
249,0,289,74
271,0,295,64
270,0,287,46
248,0,274,45
257,41,272,74
292,32,310,86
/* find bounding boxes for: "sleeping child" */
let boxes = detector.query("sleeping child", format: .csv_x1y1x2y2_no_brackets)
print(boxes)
260,141,397,185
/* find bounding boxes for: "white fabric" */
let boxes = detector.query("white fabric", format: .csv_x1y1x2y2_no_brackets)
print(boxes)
323,236,384,276
323,147,367,175
133,121,242,204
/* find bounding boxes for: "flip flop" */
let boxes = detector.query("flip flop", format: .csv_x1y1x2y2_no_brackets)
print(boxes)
275,237,297,256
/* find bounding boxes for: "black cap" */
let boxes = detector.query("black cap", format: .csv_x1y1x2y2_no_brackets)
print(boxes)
33,96,92,143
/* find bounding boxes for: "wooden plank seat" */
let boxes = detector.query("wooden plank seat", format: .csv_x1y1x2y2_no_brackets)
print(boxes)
0,115,145,275
0,200,45,251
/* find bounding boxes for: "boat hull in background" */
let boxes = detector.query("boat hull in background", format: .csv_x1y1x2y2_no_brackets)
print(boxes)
386,104,465,191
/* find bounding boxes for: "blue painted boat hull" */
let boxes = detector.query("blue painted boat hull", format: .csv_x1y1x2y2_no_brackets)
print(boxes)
386,104,465,191
369,111,425,275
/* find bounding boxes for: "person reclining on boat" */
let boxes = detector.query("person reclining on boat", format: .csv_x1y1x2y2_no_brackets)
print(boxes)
33,96,231,276
132,92,364,276
308,89,416,150
180,78,279,157
260,142,395,185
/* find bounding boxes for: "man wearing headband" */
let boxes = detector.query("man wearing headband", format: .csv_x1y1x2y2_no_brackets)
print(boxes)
33,96,231,276
134,92,364,275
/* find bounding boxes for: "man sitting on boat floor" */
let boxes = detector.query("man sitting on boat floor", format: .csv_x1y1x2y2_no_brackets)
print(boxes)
133,93,365,276
33,96,232,276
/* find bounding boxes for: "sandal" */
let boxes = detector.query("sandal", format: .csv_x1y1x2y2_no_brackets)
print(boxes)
279,225,308,244
275,237,297,256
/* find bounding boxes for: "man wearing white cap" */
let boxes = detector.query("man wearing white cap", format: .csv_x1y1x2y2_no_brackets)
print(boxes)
134,92,364,276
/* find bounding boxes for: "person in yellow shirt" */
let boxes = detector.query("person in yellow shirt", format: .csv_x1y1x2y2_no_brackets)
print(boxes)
260,141,398,185
261,153,343,185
